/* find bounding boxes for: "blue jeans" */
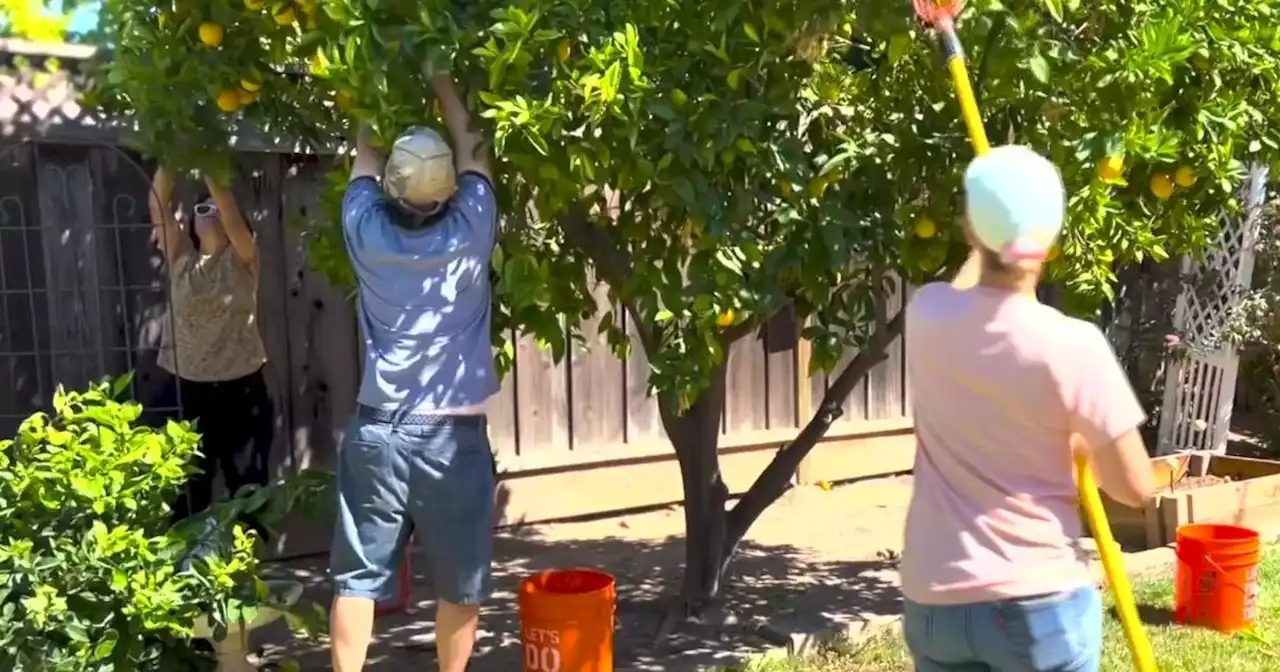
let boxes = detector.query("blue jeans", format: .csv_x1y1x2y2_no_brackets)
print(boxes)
329,406,496,605
903,586,1102,671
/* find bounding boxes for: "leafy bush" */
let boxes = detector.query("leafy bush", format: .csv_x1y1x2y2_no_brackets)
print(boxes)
0,378,328,671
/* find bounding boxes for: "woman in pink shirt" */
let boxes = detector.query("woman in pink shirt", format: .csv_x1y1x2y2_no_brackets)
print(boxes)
900,145,1155,671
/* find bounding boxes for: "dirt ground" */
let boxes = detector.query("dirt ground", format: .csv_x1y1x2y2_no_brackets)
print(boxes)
252,475,915,671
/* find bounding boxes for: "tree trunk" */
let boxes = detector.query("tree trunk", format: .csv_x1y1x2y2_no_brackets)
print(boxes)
655,308,906,628
720,308,905,578
658,360,730,616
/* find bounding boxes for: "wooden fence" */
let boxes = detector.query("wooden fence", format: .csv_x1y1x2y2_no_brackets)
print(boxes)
0,40,917,556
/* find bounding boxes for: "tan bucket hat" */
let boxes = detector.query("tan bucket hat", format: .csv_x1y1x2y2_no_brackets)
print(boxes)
383,126,456,210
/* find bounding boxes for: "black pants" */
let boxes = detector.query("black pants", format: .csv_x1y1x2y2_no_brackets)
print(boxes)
155,367,275,525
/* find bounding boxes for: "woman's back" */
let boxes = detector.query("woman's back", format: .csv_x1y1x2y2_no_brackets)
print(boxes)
159,248,266,383
900,282,1145,605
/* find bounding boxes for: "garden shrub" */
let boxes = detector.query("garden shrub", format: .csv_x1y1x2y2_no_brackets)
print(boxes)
0,377,328,671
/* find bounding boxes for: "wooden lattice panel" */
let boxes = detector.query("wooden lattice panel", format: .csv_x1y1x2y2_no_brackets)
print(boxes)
1158,164,1269,454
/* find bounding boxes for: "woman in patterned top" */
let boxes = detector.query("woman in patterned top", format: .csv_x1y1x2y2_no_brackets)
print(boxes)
147,165,274,525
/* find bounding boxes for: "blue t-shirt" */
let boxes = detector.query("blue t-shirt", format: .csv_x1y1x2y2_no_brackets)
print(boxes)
341,173,500,414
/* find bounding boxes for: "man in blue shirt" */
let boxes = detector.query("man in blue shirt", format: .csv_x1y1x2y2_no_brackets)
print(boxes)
328,73,499,672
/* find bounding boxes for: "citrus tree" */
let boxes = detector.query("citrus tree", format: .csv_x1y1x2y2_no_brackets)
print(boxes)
91,0,1280,622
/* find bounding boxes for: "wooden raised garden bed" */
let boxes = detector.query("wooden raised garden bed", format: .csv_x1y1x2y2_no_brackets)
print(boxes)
1099,454,1280,551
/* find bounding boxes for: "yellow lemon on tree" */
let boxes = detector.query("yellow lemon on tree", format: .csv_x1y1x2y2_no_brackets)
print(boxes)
1175,165,1198,188
914,217,937,239
243,0,263,10
215,89,241,113
1149,173,1175,200
1097,155,1124,181
716,310,736,328
273,6,296,25
198,22,224,48
556,39,572,64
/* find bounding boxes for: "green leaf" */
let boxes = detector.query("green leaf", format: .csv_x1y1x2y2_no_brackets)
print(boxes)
1042,0,1064,22
1028,53,1051,84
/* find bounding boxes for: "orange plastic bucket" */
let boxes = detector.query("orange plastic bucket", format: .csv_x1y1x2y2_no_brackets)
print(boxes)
1174,524,1262,632
518,568,615,672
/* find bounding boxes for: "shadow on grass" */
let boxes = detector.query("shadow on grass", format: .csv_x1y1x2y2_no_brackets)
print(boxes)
1110,603,1176,627
252,529,902,671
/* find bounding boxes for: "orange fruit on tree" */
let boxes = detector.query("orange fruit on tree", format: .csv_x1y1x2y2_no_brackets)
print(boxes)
1149,174,1175,200
715,309,737,328
671,88,688,108
237,88,255,106
215,89,241,113
556,39,571,64
1175,165,1198,187
1097,155,1124,181
239,75,261,93
914,217,937,239
198,22,224,48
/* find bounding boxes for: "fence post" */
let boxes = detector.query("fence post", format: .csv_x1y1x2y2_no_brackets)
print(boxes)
793,328,814,484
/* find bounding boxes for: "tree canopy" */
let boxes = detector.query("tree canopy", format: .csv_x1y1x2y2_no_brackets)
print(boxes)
86,0,1280,611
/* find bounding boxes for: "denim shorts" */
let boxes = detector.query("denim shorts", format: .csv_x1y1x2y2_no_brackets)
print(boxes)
904,585,1102,671
330,406,496,605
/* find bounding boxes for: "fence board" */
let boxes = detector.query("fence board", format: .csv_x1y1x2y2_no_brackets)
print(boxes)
724,327,768,433
486,330,519,457
624,309,663,443
569,282,626,449
869,275,906,419
765,307,798,430
514,323,571,455
232,152,292,482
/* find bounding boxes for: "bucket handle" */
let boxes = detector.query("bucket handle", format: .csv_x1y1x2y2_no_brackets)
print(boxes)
1174,548,1258,597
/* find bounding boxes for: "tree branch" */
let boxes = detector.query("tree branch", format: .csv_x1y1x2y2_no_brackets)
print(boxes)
973,18,1005,108
721,306,907,560
560,205,658,355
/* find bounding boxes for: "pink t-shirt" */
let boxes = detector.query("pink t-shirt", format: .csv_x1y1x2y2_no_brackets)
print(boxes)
899,283,1146,605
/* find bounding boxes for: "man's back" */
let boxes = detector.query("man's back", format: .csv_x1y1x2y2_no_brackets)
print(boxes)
900,282,1144,605
341,172,499,413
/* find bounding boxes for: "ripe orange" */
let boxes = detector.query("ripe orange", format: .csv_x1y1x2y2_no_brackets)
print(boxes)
237,88,255,106
215,89,240,113
914,217,937,239
198,22,223,48
716,310,736,328
1149,174,1175,200
1097,155,1124,181
239,76,261,93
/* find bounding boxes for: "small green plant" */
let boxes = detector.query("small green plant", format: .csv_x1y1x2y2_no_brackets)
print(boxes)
0,376,328,671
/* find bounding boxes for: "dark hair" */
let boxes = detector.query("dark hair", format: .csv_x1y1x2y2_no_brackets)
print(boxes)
187,189,253,249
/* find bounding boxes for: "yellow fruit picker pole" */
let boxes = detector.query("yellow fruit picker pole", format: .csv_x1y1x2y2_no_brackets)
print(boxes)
910,2,1157,671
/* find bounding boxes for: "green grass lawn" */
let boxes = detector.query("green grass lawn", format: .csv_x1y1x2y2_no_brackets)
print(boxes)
731,545,1280,672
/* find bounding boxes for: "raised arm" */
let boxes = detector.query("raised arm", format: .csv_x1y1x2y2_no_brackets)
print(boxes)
147,166,189,264
431,74,491,179
351,122,383,182
204,176,256,266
